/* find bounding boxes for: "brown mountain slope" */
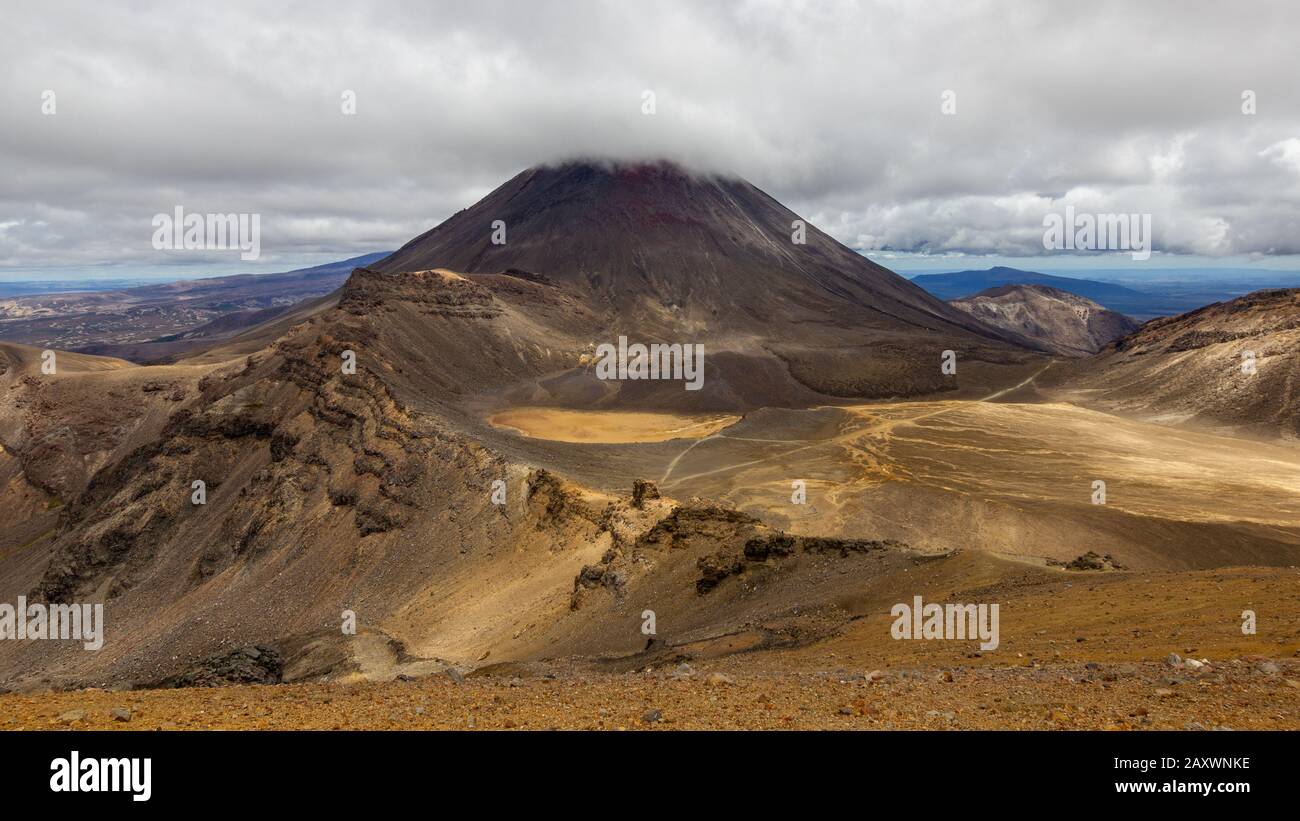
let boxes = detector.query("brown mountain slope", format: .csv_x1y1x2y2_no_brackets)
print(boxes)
0,343,214,618
0,343,208,498
949,284,1140,356
1052,288,1300,438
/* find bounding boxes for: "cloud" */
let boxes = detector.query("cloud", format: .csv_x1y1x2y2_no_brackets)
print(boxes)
2,0,1299,275
1261,137,1300,174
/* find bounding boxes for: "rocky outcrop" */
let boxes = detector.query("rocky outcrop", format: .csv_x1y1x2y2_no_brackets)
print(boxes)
339,267,501,319
699,533,906,593
145,645,283,688
568,494,909,601
1050,551,1125,571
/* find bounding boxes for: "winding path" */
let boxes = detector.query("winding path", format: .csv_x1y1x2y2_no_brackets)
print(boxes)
658,361,1057,488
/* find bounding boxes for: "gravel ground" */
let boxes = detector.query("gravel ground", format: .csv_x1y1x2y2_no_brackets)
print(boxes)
3,658,1297,731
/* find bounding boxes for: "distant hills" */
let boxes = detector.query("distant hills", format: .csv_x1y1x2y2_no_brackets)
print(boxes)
910,266,1191,319
0,279,159,298
949,284,1140,356
0,252,390,357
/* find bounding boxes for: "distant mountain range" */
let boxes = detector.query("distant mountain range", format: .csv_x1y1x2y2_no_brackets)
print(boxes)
909,266,1206,319
0,279,159,298
0,252,390,357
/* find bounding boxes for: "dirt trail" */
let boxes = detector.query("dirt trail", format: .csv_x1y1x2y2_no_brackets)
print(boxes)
489,407,739,444
661,361,1058,488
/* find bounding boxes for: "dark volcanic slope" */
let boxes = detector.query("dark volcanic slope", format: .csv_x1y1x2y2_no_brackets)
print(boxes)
1056,288,1300,437
949,284,1141,356
370,162,1036,406
378,162,996,337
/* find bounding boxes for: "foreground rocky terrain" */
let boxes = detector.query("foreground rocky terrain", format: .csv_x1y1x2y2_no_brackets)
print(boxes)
4,659,1298,731
6,561,1298,730
4,560,1297,729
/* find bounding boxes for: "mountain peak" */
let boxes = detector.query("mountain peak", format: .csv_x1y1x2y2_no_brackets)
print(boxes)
534,156,737,183
372,160,1005,337
358,160,1034,405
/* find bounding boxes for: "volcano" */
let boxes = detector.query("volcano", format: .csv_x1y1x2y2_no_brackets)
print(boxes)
380,161,996,336
365,161,1036,410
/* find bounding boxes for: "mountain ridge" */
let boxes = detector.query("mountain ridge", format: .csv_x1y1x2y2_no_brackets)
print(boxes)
1052,288,1300,437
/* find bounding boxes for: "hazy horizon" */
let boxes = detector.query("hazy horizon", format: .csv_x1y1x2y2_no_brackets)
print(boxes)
6,251,1300,288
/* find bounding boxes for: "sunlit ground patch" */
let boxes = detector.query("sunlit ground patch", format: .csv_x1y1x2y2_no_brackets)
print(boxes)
487,407,740,443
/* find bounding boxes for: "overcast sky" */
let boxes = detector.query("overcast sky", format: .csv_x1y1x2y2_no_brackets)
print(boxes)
3,0,1300,279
